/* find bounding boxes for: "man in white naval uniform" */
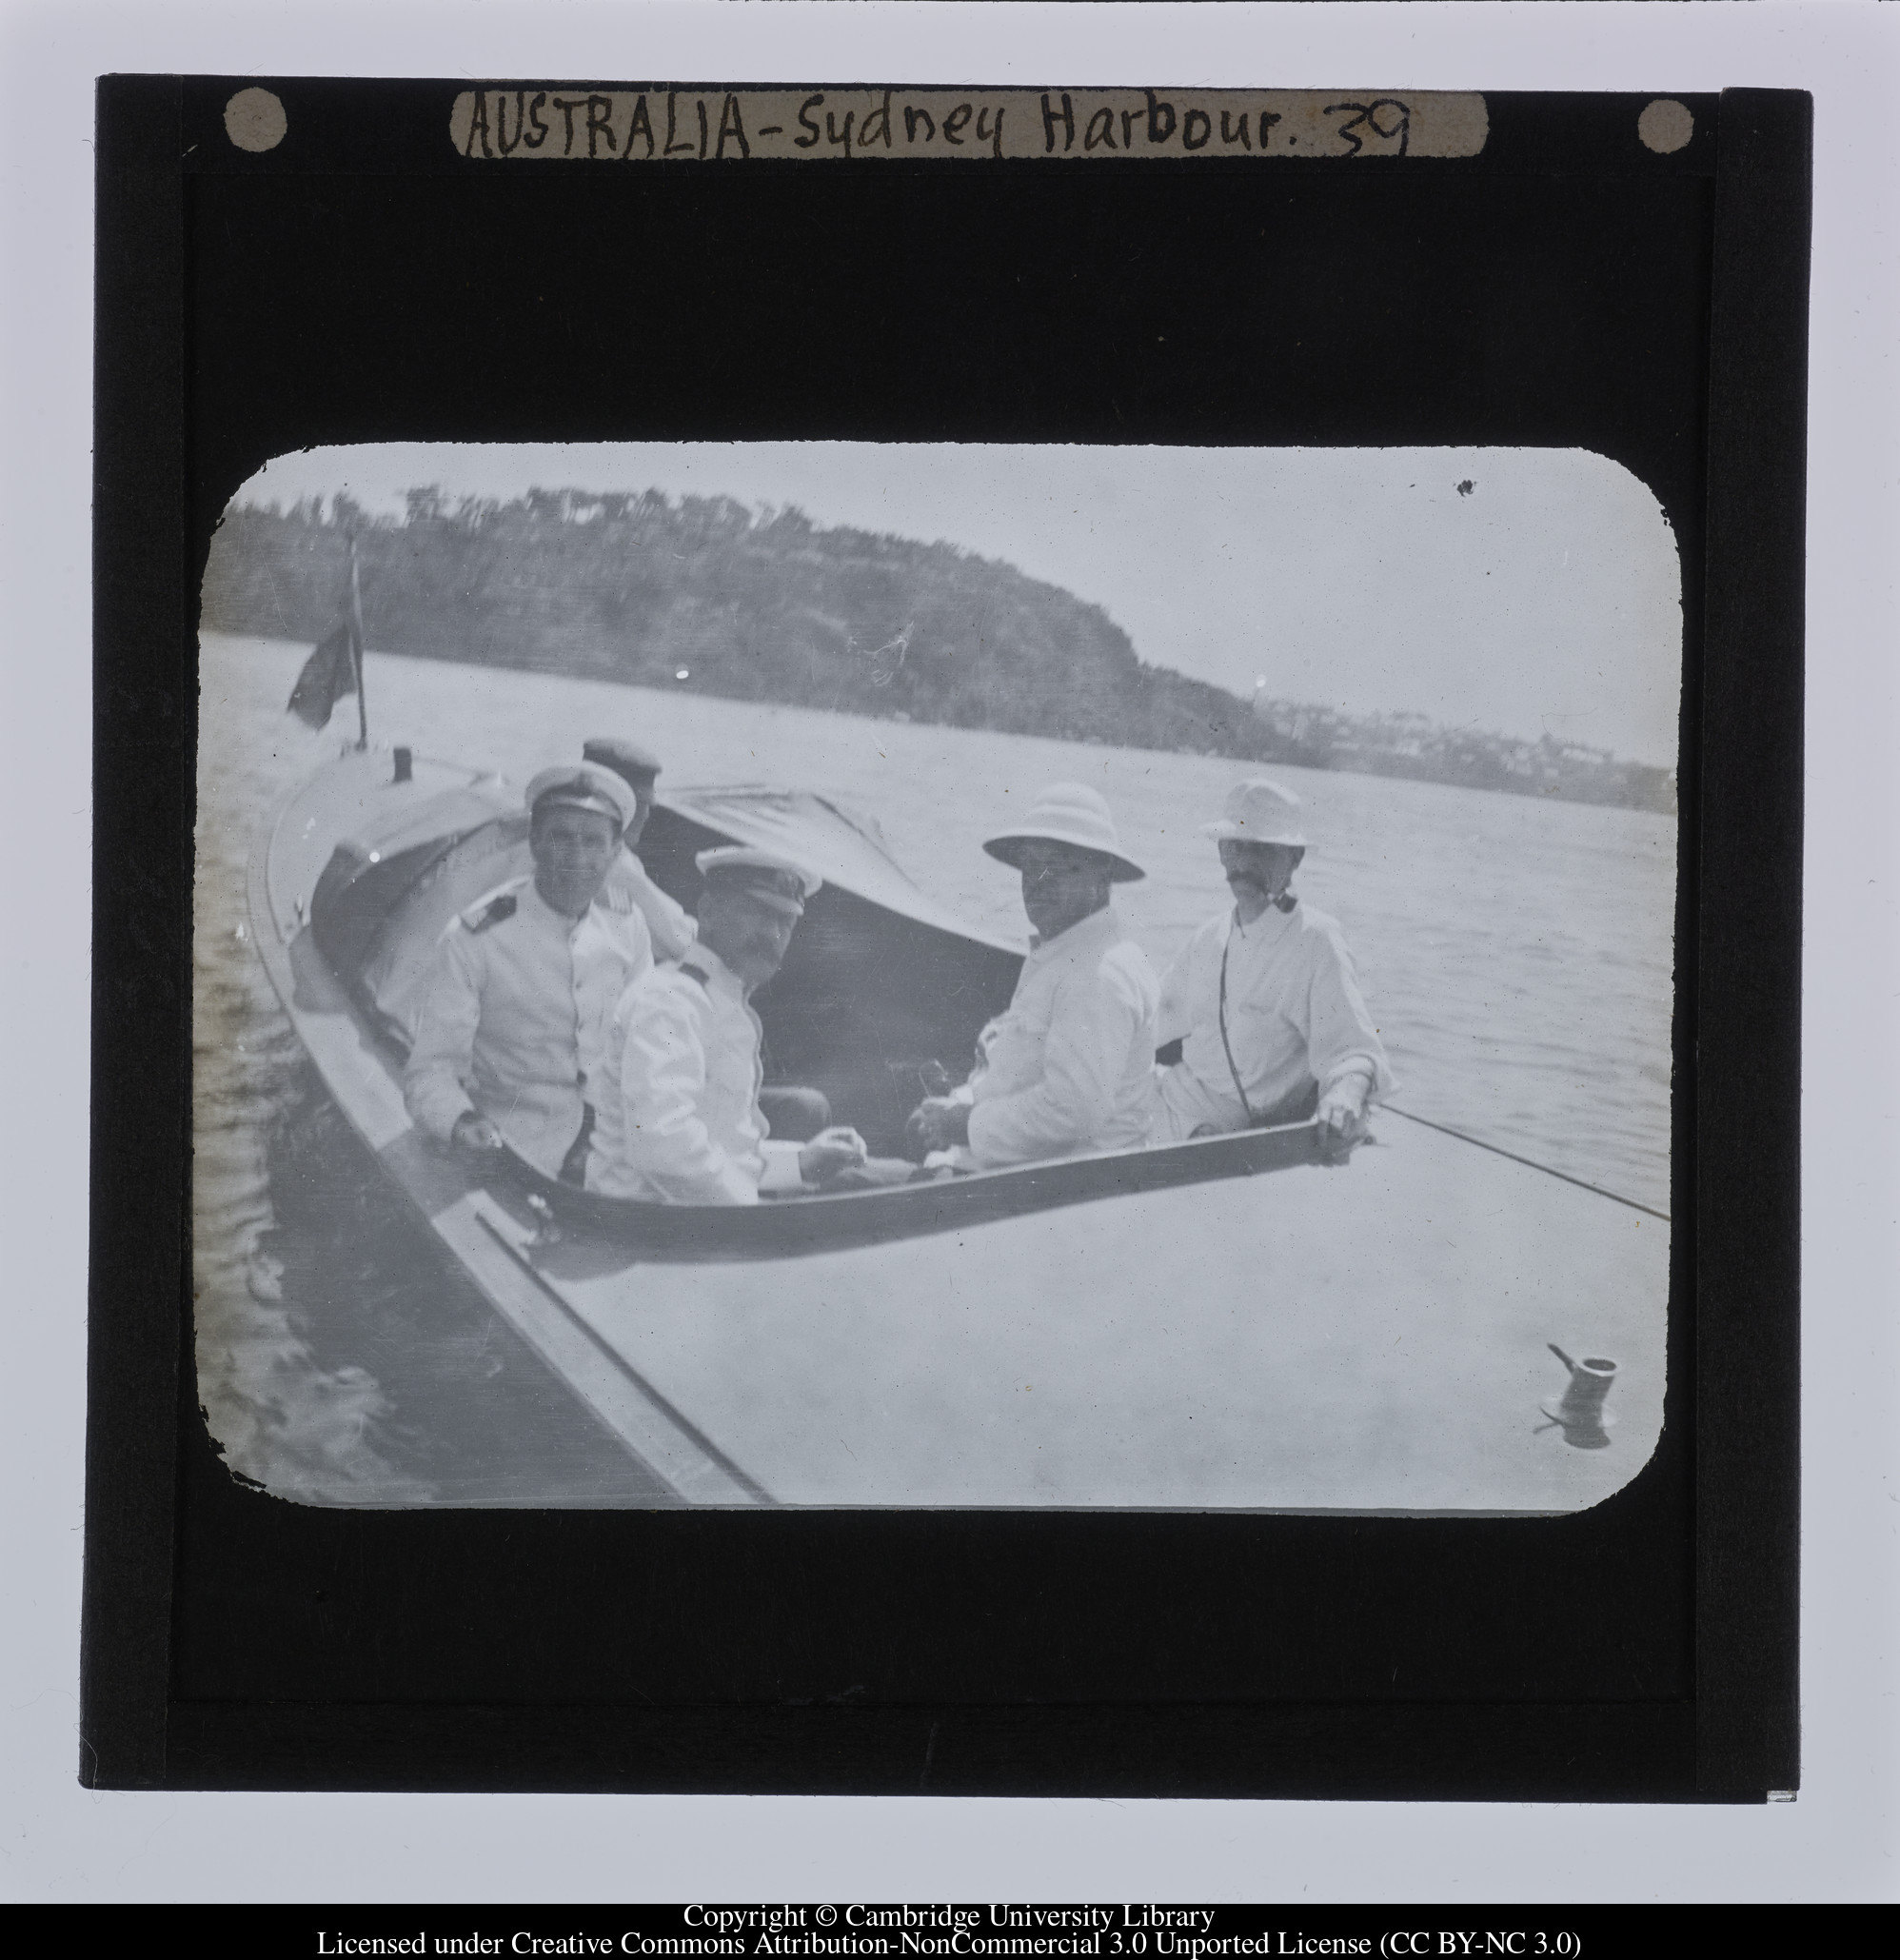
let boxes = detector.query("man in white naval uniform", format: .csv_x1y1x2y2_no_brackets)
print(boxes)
1149,779,1392,1158
403,762,652,1180
587,848,871,1205
907,782,1159,1171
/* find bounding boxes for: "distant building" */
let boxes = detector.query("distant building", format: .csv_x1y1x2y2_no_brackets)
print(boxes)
1247,686,1672,814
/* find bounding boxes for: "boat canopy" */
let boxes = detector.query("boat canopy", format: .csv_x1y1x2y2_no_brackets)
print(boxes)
657,786,1019,954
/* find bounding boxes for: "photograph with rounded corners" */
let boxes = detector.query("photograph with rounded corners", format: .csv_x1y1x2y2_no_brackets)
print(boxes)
194,440,1679,1513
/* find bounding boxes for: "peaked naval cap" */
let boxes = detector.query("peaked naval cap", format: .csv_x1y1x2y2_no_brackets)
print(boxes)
694,845,822,919
582,737,663,786
982,782,1146,883
524,762,638,831
1200,779,1309,848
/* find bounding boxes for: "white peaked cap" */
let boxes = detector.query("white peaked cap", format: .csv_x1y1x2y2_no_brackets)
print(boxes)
982,782,1146,883
1200,779,1309,848
524,762,638,831
694,845,823,917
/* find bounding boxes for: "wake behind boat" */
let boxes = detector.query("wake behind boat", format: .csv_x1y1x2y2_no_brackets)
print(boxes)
248,738,1668,1512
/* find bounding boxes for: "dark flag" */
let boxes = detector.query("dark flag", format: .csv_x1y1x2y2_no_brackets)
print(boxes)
286,619,360,729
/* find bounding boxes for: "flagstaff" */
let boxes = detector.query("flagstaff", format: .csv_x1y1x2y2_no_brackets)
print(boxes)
347,527,369,748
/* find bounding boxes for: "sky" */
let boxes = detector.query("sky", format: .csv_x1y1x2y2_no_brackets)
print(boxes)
235,442,1684,766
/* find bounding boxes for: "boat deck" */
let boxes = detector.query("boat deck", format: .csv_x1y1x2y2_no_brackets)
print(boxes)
249,746,1670,1512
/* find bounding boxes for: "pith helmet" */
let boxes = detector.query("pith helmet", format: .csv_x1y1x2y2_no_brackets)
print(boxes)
524,762,637,831
982,782,1146,883
695,845,823,919
1200,779,1308,848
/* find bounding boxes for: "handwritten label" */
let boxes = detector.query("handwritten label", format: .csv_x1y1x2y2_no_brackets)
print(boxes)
448,89,1488,164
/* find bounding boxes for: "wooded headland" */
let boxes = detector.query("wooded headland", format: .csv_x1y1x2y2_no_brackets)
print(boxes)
202,489,1675,814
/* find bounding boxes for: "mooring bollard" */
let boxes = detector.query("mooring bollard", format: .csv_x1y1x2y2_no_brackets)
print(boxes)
392,745,413,782
1539,1344,1617,1449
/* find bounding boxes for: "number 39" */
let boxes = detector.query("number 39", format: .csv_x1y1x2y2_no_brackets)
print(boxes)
1325,100,1412,156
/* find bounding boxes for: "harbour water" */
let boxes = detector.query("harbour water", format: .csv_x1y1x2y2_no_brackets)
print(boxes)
194,633,1676,1503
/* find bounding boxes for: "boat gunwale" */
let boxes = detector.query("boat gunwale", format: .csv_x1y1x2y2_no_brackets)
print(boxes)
497,1117,1329,1260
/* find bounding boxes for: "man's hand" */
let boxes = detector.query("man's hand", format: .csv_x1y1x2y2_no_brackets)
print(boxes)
822,1156,922,1192
909,1096,972,1154
800,1125,869,1184
450,1111,505,1155
1315,1082,1370,1160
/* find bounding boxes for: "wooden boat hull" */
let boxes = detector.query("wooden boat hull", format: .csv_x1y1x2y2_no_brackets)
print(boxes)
247,746,1670,1512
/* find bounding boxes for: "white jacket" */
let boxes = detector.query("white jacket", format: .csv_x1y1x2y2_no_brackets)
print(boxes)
1151,899,1393,1142
403,877,652,1177
959,905,1159,1169
587,945,806,1205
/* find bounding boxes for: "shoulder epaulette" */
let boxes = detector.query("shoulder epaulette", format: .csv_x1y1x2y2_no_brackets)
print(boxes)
465,894,517,934
676,961,711,989
455,875,530,935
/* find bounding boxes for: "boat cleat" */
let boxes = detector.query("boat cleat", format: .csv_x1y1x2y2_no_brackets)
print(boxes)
1537,1344,1617,1449
522,1191,565,1256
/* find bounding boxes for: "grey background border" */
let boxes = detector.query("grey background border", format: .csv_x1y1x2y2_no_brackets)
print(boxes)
7,0,1895,1908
